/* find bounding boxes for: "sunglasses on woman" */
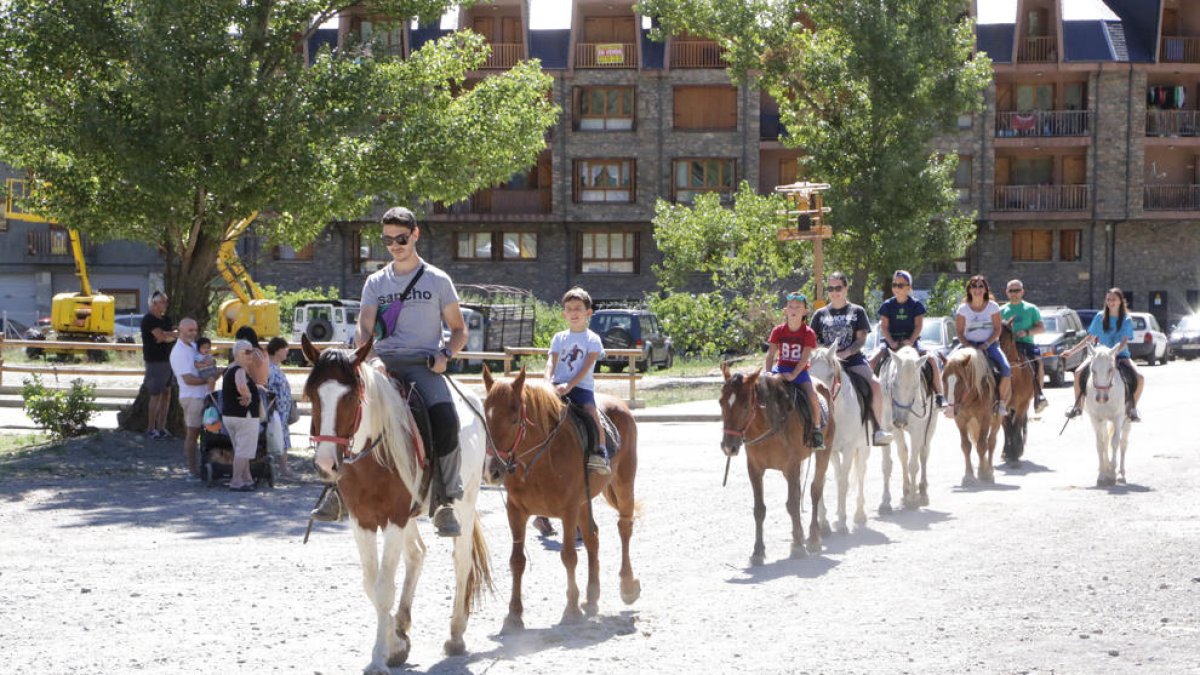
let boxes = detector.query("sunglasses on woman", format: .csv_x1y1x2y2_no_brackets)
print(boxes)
381,234,411,247
825,285,845,293
891,282,909,288
969,283,986,289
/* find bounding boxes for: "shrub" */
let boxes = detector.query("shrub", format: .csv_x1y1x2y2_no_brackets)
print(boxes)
258,284,342,333
532,297,567,348
21,375,97,440
925,274,963,317
648,291,777,357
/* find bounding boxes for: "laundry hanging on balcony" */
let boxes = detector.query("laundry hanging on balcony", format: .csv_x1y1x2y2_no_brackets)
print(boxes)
1147,86,1186,110
1011,113,1038,132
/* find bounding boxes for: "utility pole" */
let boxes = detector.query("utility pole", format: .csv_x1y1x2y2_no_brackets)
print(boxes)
775,181,833,305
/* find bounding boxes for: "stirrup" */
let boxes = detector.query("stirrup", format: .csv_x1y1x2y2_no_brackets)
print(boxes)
935,394,947,409
432,503,462,537
1065,406,1082,419
994,401,1008,416
810,430,825,451
1034,395,1048,413
872,429,893,446
310,487,346,522
1128,408,1141,422
587,454,611,475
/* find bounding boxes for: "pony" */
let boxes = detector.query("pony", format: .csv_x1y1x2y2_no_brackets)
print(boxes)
998,323,1036,466
480,366,640,631
806,346,871,532
877,346,939,510
718,363,831,565
942,345,1002,486
1082,345,1131,486
301,336,491,673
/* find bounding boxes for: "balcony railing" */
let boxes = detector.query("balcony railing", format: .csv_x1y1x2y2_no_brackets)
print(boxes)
992,185,1089,211
1018,36,1057,63
1144,184,1200,210
434,188,551,215
995,110,1091,137
481,42,525,69
26,230,88,257
1160,36,1200,63
575,42,638,69
669,40,727,68
1145,110,1200,137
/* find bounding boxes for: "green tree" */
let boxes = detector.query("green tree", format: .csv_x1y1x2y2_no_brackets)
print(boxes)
638,0,991,302
0,0,559,324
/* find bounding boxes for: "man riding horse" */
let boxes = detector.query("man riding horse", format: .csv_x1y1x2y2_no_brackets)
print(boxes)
311,206,469,537
999,278,1048,414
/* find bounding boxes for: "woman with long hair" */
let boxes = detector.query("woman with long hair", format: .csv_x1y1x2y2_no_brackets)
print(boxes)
952,274,1011,416
1061,288,1144,421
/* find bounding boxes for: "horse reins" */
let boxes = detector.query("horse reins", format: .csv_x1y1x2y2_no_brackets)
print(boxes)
723,380,776,447
488,400,573,477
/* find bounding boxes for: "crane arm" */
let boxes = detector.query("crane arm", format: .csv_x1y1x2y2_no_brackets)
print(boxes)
67,229,93,297
216,212,265,303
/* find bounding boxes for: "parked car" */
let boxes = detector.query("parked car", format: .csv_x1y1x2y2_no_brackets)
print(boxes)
589,309,673,372
292,299,360,346
1033,306,1088,387
863,316,956,360
113,313,143,342
1128,312,1170,365
1169,313,1200,360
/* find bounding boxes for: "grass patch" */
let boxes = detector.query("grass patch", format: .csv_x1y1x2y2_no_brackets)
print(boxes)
640,383,722,408
0,433,51,457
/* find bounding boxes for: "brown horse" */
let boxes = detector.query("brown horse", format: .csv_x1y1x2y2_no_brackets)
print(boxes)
942,344,1002,486
301,336,491,672
481,366,640,632
719,363,831,565
998,323,1036,466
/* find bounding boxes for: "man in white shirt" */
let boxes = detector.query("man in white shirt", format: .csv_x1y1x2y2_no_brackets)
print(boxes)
170,318,218,477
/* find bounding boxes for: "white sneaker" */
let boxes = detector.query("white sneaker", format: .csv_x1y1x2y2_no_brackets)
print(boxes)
872,429,893,446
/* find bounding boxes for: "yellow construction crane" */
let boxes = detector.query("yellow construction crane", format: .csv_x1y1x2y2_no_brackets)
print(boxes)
5,178,115,354
216,212,280,339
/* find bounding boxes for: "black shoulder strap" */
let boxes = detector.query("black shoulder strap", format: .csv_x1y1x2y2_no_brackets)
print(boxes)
399,263,426,303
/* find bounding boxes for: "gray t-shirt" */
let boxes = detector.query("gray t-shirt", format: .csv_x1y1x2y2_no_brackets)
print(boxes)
361,260,459,359
550,328,605,392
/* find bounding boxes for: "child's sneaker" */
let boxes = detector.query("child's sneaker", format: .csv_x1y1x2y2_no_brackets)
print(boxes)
810,430,825,451
935,394,947,409
587,454,610,475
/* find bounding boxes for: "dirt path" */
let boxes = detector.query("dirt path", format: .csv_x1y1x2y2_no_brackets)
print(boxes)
1,364,1198,674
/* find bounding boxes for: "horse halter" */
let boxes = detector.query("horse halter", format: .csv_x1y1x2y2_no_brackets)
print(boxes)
722,379,773,447
487,397,571,476
310,383,378,467
1091,362,1115,404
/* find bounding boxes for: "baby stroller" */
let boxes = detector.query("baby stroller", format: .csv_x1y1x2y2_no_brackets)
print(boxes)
199,390,276,489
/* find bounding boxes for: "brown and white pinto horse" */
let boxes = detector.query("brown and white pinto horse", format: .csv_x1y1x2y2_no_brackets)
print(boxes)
719,364,831,565
301,336,491,673
942,345,1002,486
481,366,640,632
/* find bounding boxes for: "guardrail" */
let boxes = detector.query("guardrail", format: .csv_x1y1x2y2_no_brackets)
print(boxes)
0,337,645,405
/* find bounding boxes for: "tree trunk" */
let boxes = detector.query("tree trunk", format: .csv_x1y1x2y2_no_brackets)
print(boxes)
850,268,871,306
164,227,223,330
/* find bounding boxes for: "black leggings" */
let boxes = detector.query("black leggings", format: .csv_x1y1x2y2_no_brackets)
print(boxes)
427,402,460,458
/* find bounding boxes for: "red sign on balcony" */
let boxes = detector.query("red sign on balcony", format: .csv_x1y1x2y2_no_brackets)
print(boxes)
596,43,625,64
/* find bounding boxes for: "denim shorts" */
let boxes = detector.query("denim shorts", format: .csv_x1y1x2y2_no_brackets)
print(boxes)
561,386,596,407
771,365,812,386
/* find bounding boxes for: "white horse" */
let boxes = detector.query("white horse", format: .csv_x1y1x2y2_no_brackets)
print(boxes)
1083,345,1130,487
303,338,491,673
878,347,939,510
808,346,872,532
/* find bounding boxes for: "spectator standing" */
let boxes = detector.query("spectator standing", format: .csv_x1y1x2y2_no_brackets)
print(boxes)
222,340,261,491
169,318,213,476
266,337,295,478
140,291,177,440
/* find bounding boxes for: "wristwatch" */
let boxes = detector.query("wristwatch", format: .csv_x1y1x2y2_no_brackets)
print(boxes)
440,347,453,360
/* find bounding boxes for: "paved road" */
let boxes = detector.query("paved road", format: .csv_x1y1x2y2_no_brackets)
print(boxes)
0,361,1197,673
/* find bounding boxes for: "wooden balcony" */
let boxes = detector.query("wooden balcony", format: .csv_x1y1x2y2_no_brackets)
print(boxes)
669,40,727,68
1145,110,1200,137
992,185,1089,211
575,42,637,69
995,110,1091,138
1018,36,1057,63
1144,184,1200,210
433,188,551,216
1160,36,1200,63
26,230,90,257
481,42,525,69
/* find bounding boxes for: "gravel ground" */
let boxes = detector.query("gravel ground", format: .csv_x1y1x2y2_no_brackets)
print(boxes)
1,363,1198,674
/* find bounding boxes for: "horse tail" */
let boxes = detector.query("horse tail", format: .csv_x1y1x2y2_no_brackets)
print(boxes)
466,510,494,612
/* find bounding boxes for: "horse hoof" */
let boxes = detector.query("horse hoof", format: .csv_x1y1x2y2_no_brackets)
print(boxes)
918,494,930,507
583,601,599,618
903,498,919,511
854,512,868,526
443,637,466,657
805,538,822,554
1117,476,1126,485
820,521,832,536
364,664,390,675
620,578,642,605
386,645,410,668
878,503,894,516
789,543,808,559
750,552,766,567
501,615,524,635
835,522,849,535
961,475,978,488
560,607,584,625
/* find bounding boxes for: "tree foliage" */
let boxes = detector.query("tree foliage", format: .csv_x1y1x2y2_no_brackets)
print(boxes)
638,0,991,301
0,0,559,323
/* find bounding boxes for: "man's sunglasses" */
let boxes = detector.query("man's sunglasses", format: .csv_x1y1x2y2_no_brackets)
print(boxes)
381,234,411,247
1007,288,1023,294
825,285,845,292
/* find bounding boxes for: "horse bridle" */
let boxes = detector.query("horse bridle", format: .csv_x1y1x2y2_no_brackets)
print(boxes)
309,382,382,469
1091,361,1116,404
487,398,571,476
722,379,775,447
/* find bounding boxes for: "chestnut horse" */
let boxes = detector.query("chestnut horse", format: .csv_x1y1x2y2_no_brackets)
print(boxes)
301,336,491,673
719,364,831,565
942,345,1002,486
998,323,1036,466
481,366,640,632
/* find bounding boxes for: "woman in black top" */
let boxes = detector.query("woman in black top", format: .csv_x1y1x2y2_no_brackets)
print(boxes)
222,340,261,491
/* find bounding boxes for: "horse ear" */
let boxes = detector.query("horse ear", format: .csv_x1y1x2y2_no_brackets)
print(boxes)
513,365,526,391
481,363,494,391
720,361,731,382
300,334,321,366
351,336,373,367
745,369,760,386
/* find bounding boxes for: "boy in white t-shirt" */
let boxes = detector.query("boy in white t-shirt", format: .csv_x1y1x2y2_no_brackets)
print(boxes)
545,287,609,475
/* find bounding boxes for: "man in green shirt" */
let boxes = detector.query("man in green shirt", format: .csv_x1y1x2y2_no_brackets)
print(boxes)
999,279,1048,413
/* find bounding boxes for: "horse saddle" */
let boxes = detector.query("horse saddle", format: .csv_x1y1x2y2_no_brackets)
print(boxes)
565,402,621,459
784,383,828,438
845,368,873,426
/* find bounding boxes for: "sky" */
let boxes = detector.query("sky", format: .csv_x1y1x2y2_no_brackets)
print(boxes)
977,0,1120,25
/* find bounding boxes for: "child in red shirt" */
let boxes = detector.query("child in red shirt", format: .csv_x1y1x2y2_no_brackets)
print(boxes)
764,291,824,449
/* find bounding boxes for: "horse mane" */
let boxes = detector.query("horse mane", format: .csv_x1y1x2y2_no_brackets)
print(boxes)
521,379,568,428
809,346,843,386
356,361,422,492
945,347,993,402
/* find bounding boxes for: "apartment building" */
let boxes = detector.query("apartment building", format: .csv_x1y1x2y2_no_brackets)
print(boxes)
958,0,1200,327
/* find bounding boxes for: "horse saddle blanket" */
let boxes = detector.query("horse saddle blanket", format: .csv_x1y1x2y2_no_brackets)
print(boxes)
384,370,431,467
846,368,873,425
1118,360,1137,403
785,383,829,434
566,403,621,459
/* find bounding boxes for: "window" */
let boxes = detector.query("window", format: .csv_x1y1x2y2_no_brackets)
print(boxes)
48,225,69,256
107,290,140,315
955,155,972,203
1059,229,1081,261
575,86,634,130
1012,229,1053,261
674,159,736,202
1016,84,1053,111
274,243,314,261
1011,157,1054,185
357,232,390,273
574,159,635,202
358,19,404,57
957,114,973,129
454,231,538,261
579,231,638,273
673,86,738,130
